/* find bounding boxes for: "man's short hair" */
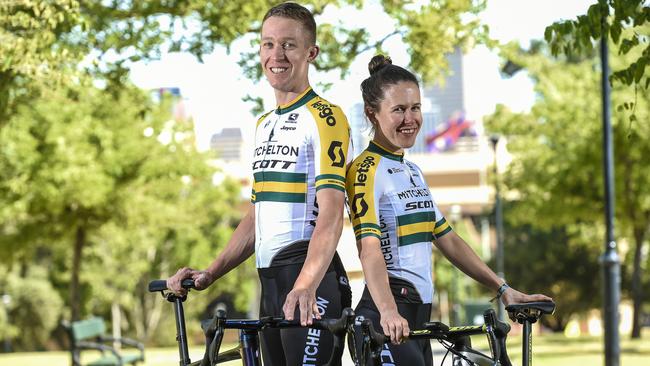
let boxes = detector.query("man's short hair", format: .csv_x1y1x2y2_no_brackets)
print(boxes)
263,2,317,45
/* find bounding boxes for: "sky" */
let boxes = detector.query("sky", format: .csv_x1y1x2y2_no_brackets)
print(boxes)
129,0,594,151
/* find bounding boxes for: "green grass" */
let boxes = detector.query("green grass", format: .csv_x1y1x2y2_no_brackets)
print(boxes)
1,331,649,365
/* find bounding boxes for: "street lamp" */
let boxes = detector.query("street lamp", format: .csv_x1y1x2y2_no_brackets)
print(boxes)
489,135,506,321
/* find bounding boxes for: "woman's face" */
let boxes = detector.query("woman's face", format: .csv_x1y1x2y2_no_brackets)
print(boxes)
369,81,422,153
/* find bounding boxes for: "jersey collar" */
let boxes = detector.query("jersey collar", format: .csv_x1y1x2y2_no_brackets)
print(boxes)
368,140,404,162
275,87,318,115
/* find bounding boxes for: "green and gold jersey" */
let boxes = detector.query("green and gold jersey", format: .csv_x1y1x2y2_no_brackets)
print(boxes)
252,87,352,268
346,141,452,303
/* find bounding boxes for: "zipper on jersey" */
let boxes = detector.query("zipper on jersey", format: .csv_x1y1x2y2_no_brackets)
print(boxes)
255,115,281,244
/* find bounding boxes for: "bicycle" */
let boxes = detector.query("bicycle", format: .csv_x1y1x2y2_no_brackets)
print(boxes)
148,278,355,366
357,301,555,366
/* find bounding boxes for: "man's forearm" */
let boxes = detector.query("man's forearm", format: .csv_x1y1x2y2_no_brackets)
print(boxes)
206,205,256,281
293,211,342,290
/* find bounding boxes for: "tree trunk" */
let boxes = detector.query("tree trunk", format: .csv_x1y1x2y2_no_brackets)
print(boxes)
70,226,85,321
630,227,646,339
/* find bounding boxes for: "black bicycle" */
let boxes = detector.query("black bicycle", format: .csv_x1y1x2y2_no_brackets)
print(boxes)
148,278,355,366
358,301,555,366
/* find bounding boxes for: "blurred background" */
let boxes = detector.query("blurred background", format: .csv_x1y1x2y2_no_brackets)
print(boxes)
0,0,648,365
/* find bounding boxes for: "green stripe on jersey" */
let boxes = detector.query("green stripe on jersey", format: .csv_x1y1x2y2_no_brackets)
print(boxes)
397,211,435,226
316,184,345,192
253,171,306,183
316,174,345,183
353,223,381,232
254,192,306,203
399,232,434,246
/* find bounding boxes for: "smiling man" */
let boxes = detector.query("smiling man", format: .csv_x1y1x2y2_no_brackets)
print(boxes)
167,2,353,365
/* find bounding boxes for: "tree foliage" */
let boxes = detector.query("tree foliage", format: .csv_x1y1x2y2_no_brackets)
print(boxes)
544,0,649,101
486,44,650,336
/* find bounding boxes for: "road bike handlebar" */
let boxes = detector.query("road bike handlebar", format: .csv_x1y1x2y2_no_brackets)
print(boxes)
359,308,512,366
148,279,355,366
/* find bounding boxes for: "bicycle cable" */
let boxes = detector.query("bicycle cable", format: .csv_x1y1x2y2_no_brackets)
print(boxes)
437,338,483,366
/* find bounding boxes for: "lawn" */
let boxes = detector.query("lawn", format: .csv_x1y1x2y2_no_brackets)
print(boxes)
1,331,648,365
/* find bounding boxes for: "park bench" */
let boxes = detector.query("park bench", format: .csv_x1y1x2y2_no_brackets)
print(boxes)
66,316,144,366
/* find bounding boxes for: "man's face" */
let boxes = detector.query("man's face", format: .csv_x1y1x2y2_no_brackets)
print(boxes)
260,16,317,94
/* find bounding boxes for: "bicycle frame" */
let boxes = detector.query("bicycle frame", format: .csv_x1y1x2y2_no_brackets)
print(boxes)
359,301,555,366
149,279,355,366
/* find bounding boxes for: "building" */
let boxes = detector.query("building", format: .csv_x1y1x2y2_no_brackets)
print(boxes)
210,127,245,162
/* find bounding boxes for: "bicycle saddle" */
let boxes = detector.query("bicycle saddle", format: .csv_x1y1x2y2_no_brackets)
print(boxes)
505,301,555,315
506,301,556,324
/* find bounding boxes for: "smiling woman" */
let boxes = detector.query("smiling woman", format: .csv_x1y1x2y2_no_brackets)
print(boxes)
346,54,552,366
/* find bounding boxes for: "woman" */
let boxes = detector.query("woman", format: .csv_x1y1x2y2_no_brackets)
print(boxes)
346,55,551,365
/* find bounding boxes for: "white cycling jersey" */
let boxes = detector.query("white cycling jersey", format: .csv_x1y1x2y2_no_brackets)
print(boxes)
346,140,452,303
252,87,352,268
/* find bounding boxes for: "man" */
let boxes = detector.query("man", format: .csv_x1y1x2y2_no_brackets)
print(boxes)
167,3,352,365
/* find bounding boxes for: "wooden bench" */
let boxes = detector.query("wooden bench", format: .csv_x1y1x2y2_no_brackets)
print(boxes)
66,317,144,366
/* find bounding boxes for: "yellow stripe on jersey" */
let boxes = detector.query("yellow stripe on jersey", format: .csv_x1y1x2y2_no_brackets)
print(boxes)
346,151,381,240
398,221,435,237
253,181,307,194
433,218,452,239
307,97,350,192
255,110,274,128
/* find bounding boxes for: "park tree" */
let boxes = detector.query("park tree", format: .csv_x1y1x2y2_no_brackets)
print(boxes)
0,77,244,334
486,44,650,337
545,0,649,120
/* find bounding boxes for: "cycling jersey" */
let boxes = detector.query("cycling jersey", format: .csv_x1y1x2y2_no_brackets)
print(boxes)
252,87,352,268
346,140,453,304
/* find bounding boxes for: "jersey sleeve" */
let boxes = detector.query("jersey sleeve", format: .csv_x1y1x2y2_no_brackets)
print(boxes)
307,100,351,193
346,154,382,240
431,199,452,239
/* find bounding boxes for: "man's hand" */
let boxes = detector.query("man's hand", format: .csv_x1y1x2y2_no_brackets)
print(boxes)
282,286,320,326
166,267,214,296
380,309,410,345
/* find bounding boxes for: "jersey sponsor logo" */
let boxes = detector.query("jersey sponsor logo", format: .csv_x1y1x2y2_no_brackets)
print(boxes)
254,144,299,157
288,113,299,122
311,100,337,126
379,218,394,268
327,141,345,167
351,193,368,218
264,119,272,128
387,167,404,174
280,125,296,131
353,155,375,187
397,188,430,200
405,200,434,211
252,159,297,170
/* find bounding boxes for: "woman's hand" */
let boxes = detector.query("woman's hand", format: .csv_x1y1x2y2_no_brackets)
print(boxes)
380,309,410,345
166,267,214,296
501,286,553,307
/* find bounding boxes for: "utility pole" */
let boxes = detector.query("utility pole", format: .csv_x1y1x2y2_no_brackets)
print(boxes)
599,14,620,366
489,135,506,321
